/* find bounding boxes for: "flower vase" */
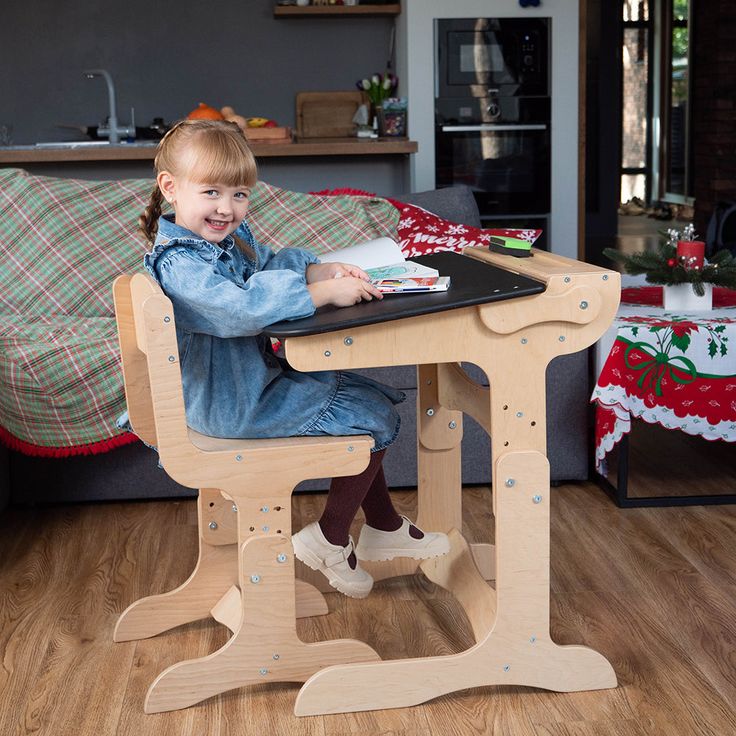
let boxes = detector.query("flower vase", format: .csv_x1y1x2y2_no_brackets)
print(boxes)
663,283,713,311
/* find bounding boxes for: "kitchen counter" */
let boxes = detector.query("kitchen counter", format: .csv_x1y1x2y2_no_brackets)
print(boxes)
0,138,418,164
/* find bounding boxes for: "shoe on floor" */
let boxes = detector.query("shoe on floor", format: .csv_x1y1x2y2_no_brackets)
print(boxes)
355,516,451,562
292,521,373,599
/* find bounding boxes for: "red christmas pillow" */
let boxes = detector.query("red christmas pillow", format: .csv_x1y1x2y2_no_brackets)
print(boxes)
388,199,542,259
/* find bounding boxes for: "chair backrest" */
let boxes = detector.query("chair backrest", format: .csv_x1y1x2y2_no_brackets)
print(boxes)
113,273,192,457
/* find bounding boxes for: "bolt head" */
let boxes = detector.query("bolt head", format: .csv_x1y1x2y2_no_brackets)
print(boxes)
426,408,435,416
530,635,537,643
277,554,287,563
516,411,523,418
503,664,511,672
347,445,354,452
564,276,571,283
603,274,609,281
235,454,243,462
344,337,353,345
272,653,280,660
533,495,543,504
559,335,566,342
251,575,261,584
163,316,171,323
259,668,268,675
579,300,589,310
261,506,269,513
232,504,238,512
448,420,457,429
324,350,331,357
262,526,269,532
208,521,218,530
505,478,515,487
521,338,528,344
168,355,175,362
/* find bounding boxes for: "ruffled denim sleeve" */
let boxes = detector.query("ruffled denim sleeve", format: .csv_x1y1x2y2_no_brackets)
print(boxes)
154,248,316,338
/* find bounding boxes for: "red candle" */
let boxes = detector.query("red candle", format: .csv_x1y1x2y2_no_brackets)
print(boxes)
676,239,705,268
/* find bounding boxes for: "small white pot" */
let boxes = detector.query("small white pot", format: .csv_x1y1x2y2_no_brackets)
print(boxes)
663,283,713,311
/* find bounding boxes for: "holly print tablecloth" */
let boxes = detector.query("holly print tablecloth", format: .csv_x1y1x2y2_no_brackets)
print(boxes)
592,288,736,471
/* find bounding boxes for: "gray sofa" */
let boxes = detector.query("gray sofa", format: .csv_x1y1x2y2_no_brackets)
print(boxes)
2,186,589,508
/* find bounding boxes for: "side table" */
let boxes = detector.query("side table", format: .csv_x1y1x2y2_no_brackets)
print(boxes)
592,286,736,507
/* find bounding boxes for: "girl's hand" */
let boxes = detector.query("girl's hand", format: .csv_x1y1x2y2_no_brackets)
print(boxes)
308,276,383,308
306,262,371,283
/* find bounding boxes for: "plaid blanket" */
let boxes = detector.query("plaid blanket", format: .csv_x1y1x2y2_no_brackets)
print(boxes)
0,168,399,455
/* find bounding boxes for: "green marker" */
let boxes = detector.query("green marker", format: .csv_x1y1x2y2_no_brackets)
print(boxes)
488,236,533,258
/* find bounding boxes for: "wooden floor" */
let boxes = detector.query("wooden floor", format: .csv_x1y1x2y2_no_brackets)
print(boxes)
2,483,736,736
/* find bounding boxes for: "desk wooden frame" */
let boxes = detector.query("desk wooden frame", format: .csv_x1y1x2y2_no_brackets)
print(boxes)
112,246,620,716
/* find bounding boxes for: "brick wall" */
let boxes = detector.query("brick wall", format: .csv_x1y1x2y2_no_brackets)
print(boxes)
692,5,736,234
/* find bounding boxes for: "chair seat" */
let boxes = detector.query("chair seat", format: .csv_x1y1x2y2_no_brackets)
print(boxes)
187,427,374,454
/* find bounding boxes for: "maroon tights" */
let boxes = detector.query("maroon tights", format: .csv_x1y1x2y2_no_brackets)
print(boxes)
319,449,403,547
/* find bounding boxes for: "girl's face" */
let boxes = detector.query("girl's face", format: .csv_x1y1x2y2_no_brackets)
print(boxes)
157,172,251,243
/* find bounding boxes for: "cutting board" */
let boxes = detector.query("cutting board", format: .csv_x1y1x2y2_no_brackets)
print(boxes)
296,91,367,138
244,126,292,142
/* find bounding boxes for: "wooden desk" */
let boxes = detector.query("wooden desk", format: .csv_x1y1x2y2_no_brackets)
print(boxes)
267,248,621,715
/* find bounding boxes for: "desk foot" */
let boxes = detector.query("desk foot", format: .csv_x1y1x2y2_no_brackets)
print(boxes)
294,636,616,716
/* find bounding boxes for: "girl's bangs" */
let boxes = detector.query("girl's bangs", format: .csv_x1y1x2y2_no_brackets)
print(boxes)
183,131,257,188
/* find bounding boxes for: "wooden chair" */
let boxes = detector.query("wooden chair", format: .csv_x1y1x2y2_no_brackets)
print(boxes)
112,273,380,713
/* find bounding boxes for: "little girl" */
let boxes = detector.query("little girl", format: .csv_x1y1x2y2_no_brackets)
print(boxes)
140,120,449,598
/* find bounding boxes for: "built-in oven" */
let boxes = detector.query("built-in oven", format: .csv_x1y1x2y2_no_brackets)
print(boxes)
435,18,551,248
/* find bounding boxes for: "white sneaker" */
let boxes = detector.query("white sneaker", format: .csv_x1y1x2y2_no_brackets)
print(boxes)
355,516,451,562
292,521,374,599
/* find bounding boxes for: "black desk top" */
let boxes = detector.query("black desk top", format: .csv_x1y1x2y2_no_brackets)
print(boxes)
264,251,545,338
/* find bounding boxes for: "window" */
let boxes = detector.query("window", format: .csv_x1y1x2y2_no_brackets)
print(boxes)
661,0,691,201
621,1,652,203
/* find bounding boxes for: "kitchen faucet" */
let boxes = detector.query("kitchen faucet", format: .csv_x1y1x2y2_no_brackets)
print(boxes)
83,69,135,144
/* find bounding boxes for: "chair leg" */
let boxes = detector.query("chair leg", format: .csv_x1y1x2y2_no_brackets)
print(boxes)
115,489,328,643
114,487,239,642
145,534,380,713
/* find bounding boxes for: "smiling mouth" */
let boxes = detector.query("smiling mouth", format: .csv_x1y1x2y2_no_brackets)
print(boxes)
206,219,230,230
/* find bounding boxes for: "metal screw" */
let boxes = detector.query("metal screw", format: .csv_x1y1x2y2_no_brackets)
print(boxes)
168,355,175,362
251,575,261,584
503,664,511,672
559,335,566,342
262,526,270,532
564,276,571,283
426,408,435,416
235,454,243,462
259,668,268,676
521,338,528,344
272,653,280,660
533,495,542,504
347,446,354,452
163,316,171,323
232,504,238,512
579,300,589,310
209,521,218,530
505,478,515,487
324,350,331,357
261,506,269,513
449,420,457,429
603,274,609,281
530,635,537,644
277,554,287,563
426,379,432,385
516,411,523,418
344,337,353,346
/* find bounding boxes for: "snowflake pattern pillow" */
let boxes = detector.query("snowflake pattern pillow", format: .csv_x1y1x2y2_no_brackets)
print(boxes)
390,200,542,259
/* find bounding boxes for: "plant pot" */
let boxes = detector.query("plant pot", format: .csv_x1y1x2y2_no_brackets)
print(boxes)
663,283,713,311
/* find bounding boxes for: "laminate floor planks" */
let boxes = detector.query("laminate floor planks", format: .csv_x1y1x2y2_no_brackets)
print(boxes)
2,483,736,735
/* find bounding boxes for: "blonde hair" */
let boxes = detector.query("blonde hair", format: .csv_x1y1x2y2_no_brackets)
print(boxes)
139,119,258,243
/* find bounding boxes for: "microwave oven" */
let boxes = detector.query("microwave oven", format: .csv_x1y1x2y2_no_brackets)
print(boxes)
435,17,550,99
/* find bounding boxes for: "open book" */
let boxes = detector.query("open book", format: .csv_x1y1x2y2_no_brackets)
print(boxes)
318,237,450,293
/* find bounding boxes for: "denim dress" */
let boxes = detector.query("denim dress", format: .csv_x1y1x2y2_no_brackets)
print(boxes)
143,215,404,451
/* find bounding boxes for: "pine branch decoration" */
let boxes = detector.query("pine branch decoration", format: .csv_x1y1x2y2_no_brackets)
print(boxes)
603,225,736,295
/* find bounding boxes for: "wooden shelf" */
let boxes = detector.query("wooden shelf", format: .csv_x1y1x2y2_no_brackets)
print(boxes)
274,4,400,18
